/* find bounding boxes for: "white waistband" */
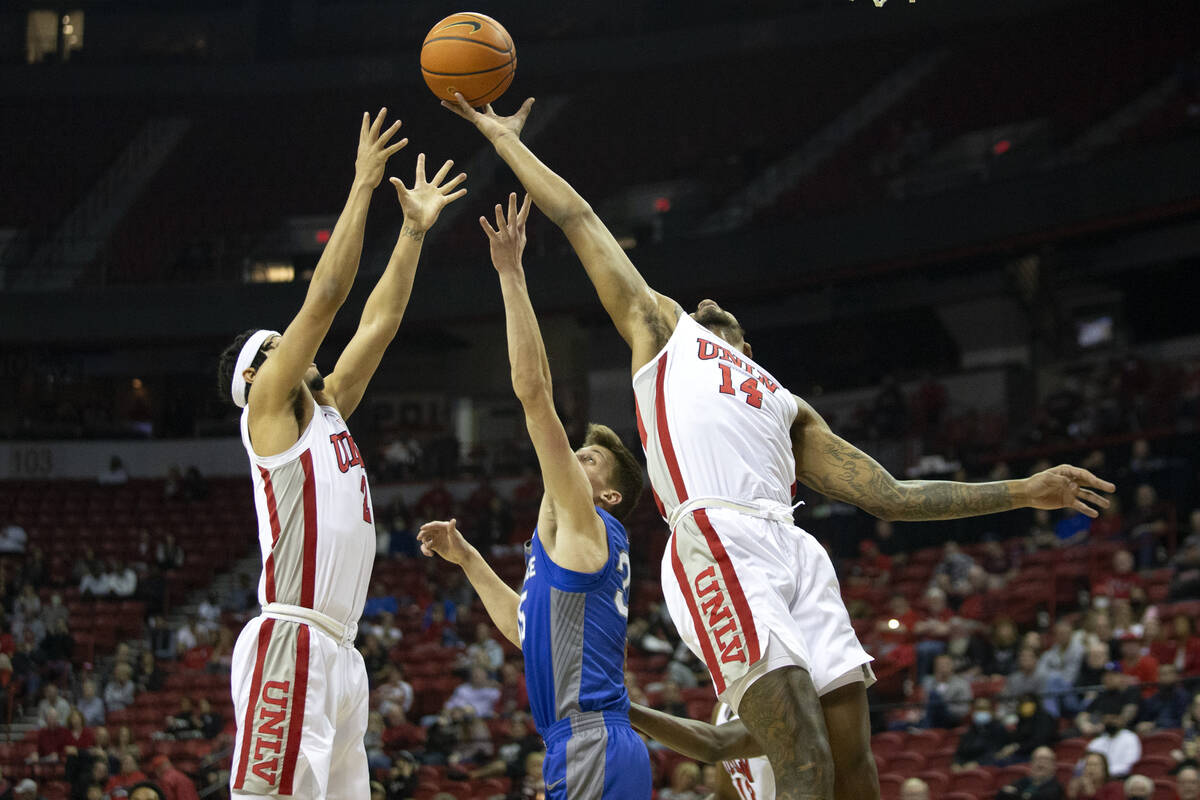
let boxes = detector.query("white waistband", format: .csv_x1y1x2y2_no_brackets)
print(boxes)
262,603,357,647
667,495,802,531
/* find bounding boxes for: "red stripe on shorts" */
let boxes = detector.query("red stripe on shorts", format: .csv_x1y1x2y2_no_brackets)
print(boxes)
653,352,689,504
299,450,318,608
233,617,276,789
671,534,726,695
258,466,281,603
278,625,310,795
694,509,761,665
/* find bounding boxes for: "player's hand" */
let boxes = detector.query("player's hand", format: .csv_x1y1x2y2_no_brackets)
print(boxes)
355,108,409,189
1022,464,1115,518
389,154,468,233
480,192,532,275
442,93,534,143
418,519,474,564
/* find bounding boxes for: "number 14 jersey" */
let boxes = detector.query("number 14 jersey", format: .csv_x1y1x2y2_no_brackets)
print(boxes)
518,508,633,736
632,313,800,519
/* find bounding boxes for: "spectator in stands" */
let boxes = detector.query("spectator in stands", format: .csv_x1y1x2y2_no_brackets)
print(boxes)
1078,662,1141,737
358,634,389,682
997,693,1059,764
1157,615,1200,674
104,663,136,712
1091,496,1125,542
416,479,454,522
12,778,41,800
933,541,976,600
77,679,105,727
953,696,1009,768
163,696,200,740
182,466,208,502
195,593,220,634
79,563,106,598
381,707,425,754
106,753,147,795
36,683,70,727
0,518,27,554
443,666,500,718
105,559,137,598
659,761,703,800
1170,513,1200,600
365,711,391,771
1029,509,1060,550
1038,619,1085,714
40,619,74,684
1111,601,1141,642
625,670,650,707
1069,752,1122,800
382,750,420,799
900,777,930,800
1056,508,1093,547
98,456,129,486
1117,632,1159,696
195,698,221,740
373,665,414,717
922,653,972,728
656,680,689,718
1093,551,1146,606
421,603,459,648
997,745,1064,799
137,651,164,692
1176,766,1200,800
30,707,69,762
1128,485,1169,568
155,535,185,570
1086,713,1142,779
14,584,40,622
364,611,403,648
914,587,954,676
498,660,529,715
147,754,197,800
462,622,504,676
1004,646,1046,703
62,708,95,785
1121,774,1153,799
41,593,67,630
207,627,235,674
987,617,1023,677
1136,663,1189,732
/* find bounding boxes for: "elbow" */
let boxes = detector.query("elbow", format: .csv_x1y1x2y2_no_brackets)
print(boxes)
553,200,595,231
512,371,551,404
310,277,352,312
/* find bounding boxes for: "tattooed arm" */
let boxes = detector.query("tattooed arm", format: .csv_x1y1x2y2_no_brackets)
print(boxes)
790,395,1114,522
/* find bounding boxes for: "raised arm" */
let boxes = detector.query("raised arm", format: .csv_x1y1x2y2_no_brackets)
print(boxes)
249,109,406,421
790,396,1115,522
322,154,467,418
628,703,763,763
484,193,608,571
444,95,679,371
417,520,519,646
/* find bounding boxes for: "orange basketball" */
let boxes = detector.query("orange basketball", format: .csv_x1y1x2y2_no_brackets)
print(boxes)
421,12,516,107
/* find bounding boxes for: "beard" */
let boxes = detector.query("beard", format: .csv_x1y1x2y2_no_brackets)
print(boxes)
694,305,737,329
306,372,325,392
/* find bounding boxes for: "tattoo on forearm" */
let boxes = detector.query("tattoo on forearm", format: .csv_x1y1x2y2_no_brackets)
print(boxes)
798,431,1013,521
401,225,425,242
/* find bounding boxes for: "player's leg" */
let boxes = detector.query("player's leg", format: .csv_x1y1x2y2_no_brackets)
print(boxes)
738,665,834,800
820,679,880,800
325,644,370,800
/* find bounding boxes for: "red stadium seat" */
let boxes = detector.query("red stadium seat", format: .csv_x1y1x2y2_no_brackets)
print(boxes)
878,772,905,799
1133,755,1176,779
950,767,993,795
916,770,950,795
871,731,906,761
1055,738,1088,763
1141,730,1183,757
885,751,926,775
903,728,944,756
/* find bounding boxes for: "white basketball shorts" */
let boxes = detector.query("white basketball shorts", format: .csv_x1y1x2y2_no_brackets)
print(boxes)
229,615,369,798
661,506,875,712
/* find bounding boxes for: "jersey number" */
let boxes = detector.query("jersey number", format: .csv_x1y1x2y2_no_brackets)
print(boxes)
360,476,372,524
613,551,631,619
717,363,763,409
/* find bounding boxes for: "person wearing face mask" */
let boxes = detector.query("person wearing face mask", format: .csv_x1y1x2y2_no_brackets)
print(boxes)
997,746,1064,799
1085,713,1142,779
953,697,1009,769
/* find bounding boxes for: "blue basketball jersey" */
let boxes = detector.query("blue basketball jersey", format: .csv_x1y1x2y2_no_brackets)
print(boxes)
518,507,633,736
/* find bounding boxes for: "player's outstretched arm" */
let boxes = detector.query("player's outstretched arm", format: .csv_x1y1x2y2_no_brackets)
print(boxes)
484,193,608,570
444,95,679,370
323,154,467,418
418,519,520,646
628,703,764,763
249,109,406,421
790,395,1116,522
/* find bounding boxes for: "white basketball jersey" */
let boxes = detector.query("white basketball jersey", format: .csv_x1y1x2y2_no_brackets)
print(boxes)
632,314,799,519
715,702,775,800
240,403,376,628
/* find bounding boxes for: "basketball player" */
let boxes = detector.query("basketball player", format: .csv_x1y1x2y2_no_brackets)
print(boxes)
444,94,1115,800
216,108,466,798
630,701,772,800
417,193,651,800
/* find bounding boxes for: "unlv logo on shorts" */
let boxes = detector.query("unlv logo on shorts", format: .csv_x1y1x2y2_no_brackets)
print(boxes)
250,680,291,785
329,431,364,473
693,566,747,665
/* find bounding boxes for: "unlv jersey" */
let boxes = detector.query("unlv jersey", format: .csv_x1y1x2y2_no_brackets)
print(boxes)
715,702,775,800
632,313,799,518
239,403,376,628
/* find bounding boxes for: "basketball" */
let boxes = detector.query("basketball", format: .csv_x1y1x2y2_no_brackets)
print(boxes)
420,12,516,107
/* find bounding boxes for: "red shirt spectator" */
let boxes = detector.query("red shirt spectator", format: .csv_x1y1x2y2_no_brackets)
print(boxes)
35,724,70,759
1154,616,1200,676
1119,635,1160,698
150,755,200,800
382,712,427,752
182,644,212,672
1092,550,1144,603
105,770,147,794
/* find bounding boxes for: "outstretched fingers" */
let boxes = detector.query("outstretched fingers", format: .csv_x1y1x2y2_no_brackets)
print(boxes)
479,215,499,238
431,158,454,186
369,107,388,138
517,193,532,226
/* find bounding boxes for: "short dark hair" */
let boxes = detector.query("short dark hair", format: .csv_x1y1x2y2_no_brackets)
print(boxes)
583,423,643,523
217,329,263,405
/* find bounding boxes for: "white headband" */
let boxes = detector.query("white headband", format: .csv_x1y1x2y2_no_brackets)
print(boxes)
230,329,280,408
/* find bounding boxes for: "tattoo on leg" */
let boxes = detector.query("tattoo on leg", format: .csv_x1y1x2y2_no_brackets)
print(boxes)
739,667,833,800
